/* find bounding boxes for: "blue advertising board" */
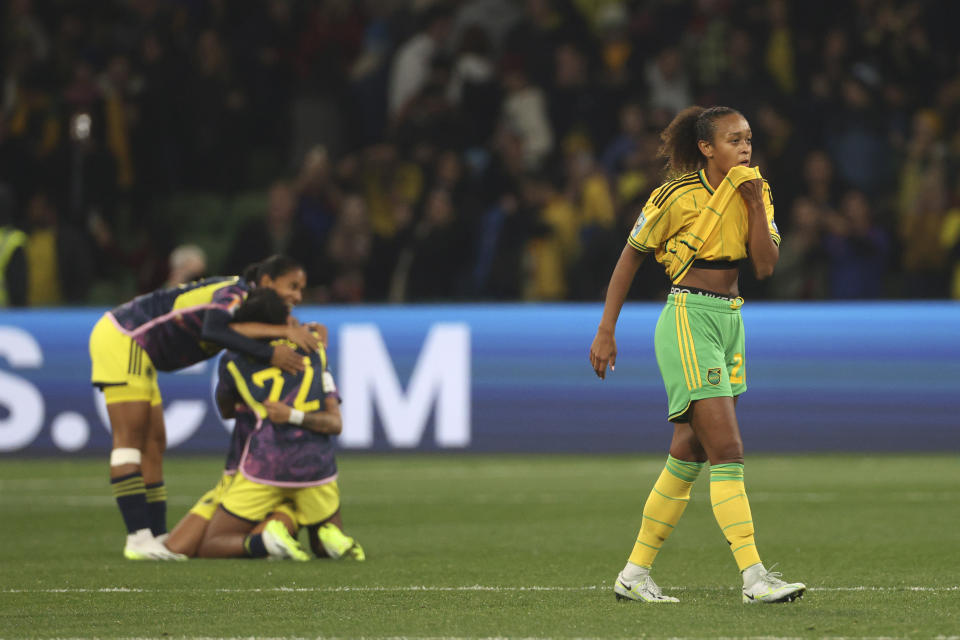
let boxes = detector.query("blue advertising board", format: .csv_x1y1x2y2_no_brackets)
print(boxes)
0,302,957,455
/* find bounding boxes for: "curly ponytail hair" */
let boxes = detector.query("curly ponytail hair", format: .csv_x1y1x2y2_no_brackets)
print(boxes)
658,105,741,178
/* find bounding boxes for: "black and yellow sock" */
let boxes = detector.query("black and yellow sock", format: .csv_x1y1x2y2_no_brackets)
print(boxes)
244,533,268,558
710,463,762,570
627,455,705,568
111,471,149,534
145,482,168,536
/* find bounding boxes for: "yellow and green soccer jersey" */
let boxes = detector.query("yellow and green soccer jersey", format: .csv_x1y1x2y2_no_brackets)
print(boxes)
627,169,780,273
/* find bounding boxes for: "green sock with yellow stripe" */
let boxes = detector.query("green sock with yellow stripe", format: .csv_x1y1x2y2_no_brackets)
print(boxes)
627,455,705,568
710,463,762,571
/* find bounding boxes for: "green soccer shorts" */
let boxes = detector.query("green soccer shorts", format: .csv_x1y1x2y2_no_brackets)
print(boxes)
653,291,748,422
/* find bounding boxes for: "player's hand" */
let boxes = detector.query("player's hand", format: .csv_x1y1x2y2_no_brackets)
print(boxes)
263,400,293,424
303,321,329,347
590,327,617,380
271,344,304,374
285,323,320,353
737,178,764,207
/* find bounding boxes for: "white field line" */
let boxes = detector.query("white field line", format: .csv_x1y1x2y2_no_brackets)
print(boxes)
3,585,958,594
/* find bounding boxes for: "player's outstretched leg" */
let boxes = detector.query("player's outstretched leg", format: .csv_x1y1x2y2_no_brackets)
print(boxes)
261,519,309,561
741,564,806,604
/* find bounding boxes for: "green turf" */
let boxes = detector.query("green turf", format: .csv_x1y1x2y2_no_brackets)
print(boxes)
1,454,958,639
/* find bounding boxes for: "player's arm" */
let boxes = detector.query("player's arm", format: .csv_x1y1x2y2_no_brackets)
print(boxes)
590,243,646,380
740,178,778,279
228,317,322,352
262,398,342,435
214,357,241,419
202,307,305,373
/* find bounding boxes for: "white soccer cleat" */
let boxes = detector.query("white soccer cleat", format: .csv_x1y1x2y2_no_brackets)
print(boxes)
262,520,309,561
614,572,680,603
742,566,806,604
123,528,187,561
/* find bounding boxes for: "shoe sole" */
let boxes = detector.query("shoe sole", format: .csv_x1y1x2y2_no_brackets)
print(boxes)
615,590,679,603
123,549,187,561
743,586,806,604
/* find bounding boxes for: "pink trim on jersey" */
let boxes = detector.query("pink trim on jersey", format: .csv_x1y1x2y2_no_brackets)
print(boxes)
240,467,338,489
107,303,230,337
236,416,338,488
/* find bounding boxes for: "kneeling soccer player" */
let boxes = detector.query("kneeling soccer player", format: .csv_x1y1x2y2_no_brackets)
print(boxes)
192,288,364,561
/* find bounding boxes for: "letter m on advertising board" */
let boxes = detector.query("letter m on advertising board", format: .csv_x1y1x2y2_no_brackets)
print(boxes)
339,324,470,448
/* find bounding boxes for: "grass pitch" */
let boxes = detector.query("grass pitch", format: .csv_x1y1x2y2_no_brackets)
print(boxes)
1,453,958,639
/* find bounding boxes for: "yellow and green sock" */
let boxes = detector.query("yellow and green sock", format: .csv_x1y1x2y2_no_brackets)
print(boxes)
627,455,705,568
710,462,762,571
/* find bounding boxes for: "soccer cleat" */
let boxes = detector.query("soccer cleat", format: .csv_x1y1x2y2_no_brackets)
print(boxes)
317,522,363,560
742,567,806,604
614,572,679,603
124,528,187,561
346,539,366,562
262,520,309,561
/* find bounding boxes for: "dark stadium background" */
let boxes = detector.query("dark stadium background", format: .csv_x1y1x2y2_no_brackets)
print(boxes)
2,0,960,306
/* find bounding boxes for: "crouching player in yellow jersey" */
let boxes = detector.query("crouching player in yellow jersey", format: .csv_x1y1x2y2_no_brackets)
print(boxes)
192,288,364,561
589,106,805,604
89,255,319,560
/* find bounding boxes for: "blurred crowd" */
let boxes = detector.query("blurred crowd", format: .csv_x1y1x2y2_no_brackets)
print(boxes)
2,0,960,306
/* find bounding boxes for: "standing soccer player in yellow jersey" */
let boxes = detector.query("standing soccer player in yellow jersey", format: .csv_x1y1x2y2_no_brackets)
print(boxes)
589,106,805,604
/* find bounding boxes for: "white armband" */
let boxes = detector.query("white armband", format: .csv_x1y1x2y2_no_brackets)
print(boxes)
288,409,305,425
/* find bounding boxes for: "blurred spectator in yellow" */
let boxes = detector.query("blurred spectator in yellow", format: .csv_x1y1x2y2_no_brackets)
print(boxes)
360,143,424,239
900,169,951,297
24,191,92,305
0,184,28,307
521,172,577,301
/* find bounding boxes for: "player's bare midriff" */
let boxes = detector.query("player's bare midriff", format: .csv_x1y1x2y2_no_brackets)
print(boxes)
677,266,740,297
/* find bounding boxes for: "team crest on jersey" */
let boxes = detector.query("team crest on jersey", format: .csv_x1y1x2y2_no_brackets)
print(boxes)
707,368,722,385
